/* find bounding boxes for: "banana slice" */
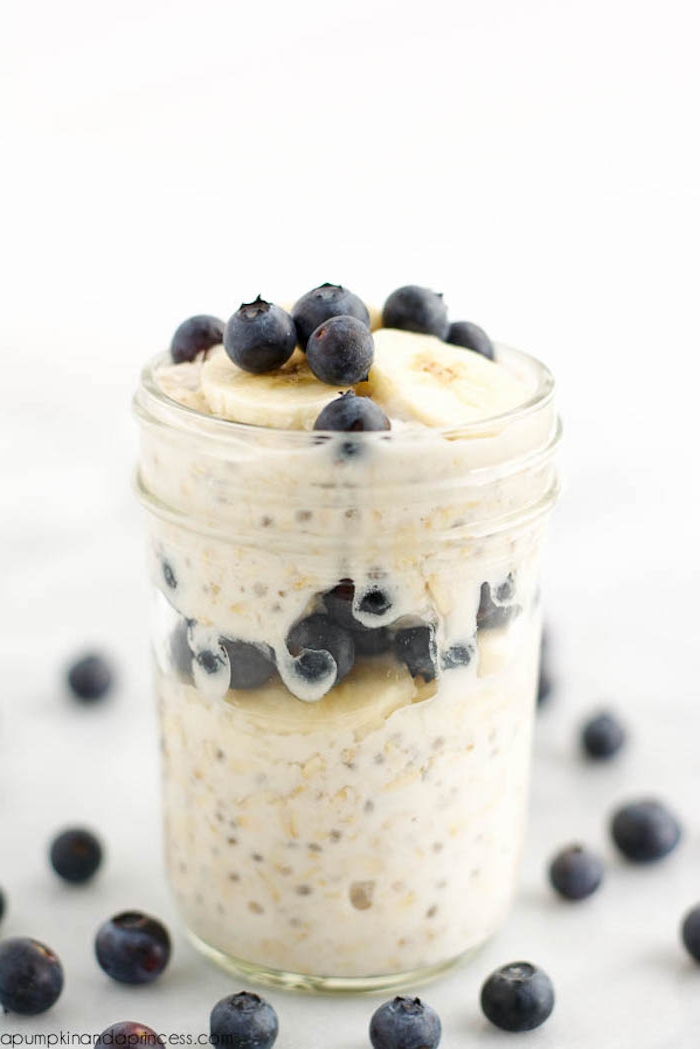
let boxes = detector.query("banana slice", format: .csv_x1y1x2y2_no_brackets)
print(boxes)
366,329,530,427
200,346,353,429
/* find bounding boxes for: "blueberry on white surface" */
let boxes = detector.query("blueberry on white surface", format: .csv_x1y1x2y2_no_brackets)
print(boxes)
292,283,370,351
170,314,224,364
549,844,604,900
67,652,113,702
95,1023,163,1049
446,320,494,360
681,905,700,963
95,911,171,984
50,827,103,883
382,285,449,339
210,991,279,1049
224,297,296,374
0,937,64,1015
582,711,626,759
480,961,555,1032
306,315,374,386
369,996,441,1049
610,800,682,862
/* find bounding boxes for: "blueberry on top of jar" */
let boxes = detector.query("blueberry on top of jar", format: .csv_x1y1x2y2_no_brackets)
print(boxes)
224,297,297,374
382,286,449,339
446,320,494,360
170,314,225,364
292,283,370,350
306,315,374,386
313,391,390,433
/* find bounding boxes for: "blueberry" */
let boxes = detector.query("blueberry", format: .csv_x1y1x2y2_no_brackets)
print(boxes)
50,827,103,883
170,314,224,364
95,911,171,985
221,639,276,690
369,996,441,1049
382,286,449,338
170,618,194,681
324,580,392,629
210,991,279,1049
287,614,355,683
480,962,555,1032
446,320,494,360
292,283,370,351
224,297,296,374
441,643,473,670
610,800,682,863
95,1023,163,1049
476,582,518,631
394,626,437,682
0,937,64,1015
582,711,625,759
313,391,390,433
0,889,5,923
352,626,393,657
306,315,374,386
549,844,604,900
66,652,113,702
681,905,700,962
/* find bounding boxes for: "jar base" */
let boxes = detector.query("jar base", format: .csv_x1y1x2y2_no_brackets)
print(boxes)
186,927,485,994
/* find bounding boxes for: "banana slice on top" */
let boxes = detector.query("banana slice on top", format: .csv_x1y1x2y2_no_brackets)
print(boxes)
200,346,353,430
366,329,530,427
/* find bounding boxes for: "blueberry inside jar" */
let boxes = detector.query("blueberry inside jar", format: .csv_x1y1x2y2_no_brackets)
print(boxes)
134,285,560,991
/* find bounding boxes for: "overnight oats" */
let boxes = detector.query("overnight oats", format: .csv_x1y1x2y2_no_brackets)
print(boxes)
133,284,561,991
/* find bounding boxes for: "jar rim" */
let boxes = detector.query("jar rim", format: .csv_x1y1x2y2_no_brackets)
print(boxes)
133,342,556,444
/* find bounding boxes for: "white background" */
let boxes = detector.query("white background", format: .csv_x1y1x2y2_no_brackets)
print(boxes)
1,0,699,1043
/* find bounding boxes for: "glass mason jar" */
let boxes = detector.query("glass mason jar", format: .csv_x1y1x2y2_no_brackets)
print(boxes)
133,343,560,993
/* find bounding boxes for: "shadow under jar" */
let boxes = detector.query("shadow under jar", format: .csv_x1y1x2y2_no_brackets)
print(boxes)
133,344,560,992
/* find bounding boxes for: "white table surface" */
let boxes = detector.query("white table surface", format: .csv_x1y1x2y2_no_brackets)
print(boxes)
1,0,699,1043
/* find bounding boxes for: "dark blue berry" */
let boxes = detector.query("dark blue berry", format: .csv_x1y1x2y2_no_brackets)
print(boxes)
170,315,224,364
210,991,279,1049
313,391,390,433
324,581,393,629
95,1023,163,1049
287,614,355,683
441,643,473,670
292,283,370,351
95,911,171,985
50,827,103,883
476,582,518,631
352,626,393,657
67,652,113,702
394,626,437,682
221,639,276,690
0,889,5,923
170,618,194,681
0,937,64,1015
610,800,682,863
382,286,449,338
582,711,625,759
369,996,441,1049
224,297,296,374
681,905,700,962
480,962,554,1032
446,321,494,360
306,315,374,386
549,844,604,900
